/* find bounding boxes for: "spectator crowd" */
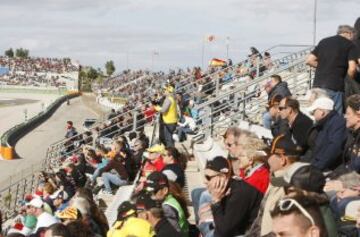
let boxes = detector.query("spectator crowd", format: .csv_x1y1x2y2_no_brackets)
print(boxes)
0,56,79,87
1,17,360,237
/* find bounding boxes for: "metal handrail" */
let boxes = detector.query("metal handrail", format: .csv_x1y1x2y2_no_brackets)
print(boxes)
46,45,312,154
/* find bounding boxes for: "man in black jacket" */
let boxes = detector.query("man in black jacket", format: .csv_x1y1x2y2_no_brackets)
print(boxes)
278,97,313,152
204,156,263,237
266,75,292,101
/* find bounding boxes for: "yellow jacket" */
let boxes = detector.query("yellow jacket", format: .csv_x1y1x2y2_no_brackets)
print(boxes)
155,95,178,124
107,217,155,237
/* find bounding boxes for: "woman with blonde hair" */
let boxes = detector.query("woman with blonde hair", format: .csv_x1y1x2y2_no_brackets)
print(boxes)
232,132,270,194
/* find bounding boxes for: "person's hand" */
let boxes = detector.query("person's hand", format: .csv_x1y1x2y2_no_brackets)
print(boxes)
337,188,360,200
208,176,229,203
324,180,344,192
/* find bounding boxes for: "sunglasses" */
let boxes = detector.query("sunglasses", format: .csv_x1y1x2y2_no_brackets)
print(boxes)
278,198,315,226
204,174,219,181
278,106,287,111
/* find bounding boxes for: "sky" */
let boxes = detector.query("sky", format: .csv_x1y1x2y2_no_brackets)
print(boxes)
0,0,359,72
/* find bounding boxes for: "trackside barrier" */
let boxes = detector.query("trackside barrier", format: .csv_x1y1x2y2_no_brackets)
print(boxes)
0,92,80,160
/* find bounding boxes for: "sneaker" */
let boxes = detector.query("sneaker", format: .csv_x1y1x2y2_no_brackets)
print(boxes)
100,189,113,195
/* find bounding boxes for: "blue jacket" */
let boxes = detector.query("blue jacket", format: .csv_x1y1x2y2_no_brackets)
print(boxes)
310,110,347,171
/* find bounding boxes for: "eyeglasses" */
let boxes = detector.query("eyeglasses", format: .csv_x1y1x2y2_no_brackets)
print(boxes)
278,106,287,111
278,198,315,226
204,174,218,181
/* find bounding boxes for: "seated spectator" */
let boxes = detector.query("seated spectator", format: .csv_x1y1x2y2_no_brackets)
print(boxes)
44,223,72,237
107,201,155,237
246,134,301,236
162,147,186,188
136,193,181,237
304,97,347,171
142,144,166,177
266,75,292,104
199,156,262,237
278,97,313,151
173,115,197,142
271,193,329,237
26,198,59,234
98,155,128,195
224,127,270,193
268,95,288,137
145,172,189,236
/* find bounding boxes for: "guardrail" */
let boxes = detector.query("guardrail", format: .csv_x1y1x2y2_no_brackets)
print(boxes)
0,92,80,160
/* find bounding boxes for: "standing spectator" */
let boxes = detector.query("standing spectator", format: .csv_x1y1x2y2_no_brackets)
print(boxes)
278,97,313,151
344,18,360,98
65,121,77,139
304,97,347,171
155,86,178,147
306,25,358,114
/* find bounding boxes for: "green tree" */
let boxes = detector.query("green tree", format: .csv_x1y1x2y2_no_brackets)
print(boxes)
105,60,116,76
15,48,29,58
87,67,98,80
4,48,14,58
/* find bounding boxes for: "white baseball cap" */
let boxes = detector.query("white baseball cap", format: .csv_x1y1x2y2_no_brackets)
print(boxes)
307,97,334,112
26,198,44,208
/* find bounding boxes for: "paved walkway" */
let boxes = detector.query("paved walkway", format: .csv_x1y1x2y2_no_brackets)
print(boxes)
0,95,103,187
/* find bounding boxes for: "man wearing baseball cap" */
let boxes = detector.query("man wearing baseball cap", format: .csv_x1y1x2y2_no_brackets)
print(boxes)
305,97,347,171
136,192,181,237
26,198,58,234
199,156,262,237
154,85,178,147
107,201,155,237
247,134,302,236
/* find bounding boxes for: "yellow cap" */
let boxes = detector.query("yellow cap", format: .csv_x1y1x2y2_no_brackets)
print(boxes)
146,144,165,154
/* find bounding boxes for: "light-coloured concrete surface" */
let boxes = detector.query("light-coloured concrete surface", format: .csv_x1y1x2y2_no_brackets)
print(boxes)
0,95,102,186
0,93,60,136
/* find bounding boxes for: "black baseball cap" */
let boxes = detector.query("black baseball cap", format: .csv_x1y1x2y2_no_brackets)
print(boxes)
117,201,136,220
145,171,169,192
271,162,325,193
270,134,303,156
205,156,230,174
135,192,160,211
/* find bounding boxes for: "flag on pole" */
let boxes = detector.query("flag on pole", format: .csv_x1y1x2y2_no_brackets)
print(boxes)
209,58,226,67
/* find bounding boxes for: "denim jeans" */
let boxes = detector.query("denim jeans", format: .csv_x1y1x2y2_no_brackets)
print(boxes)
329,195,360,220
102,172,127,192
177,126,193,142
191,188,214,237
262,111,272,129
323,88,344,115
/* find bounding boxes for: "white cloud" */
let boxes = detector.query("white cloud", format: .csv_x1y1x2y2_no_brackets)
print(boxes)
0,0,359,71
